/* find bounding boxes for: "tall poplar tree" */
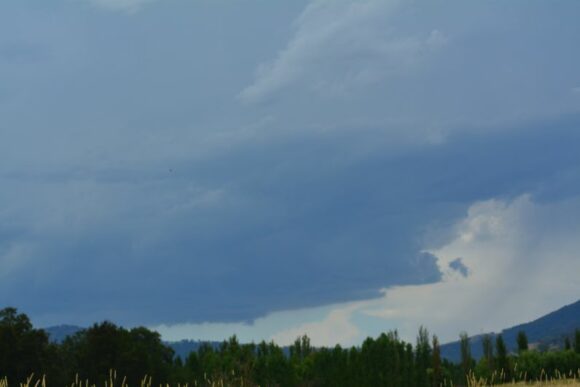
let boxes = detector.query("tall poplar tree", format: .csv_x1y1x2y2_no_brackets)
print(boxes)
415,326,432,387
482,334,494,367
459,332,472,382
431,335,443,387
495,334,510,381
516,331,529,353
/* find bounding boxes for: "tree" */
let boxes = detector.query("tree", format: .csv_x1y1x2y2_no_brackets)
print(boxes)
517,331,529,353
564,337,571,351
495,334,510,381
124,326,174,384
475,334,495,380
482,334,494,367
290,335,312,361
416,326,432,387
0,307,57,384
60,321,174,386
459,332,472,379
290,335,313,384
0,307,32,331
254,340,293,387
431,335,443,387
575,329,580,354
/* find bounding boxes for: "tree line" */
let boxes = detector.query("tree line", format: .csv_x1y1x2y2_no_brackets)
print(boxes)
1,307,580,386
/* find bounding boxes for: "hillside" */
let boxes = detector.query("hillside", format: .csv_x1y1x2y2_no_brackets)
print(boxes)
441,299,580,361
44,324,83,343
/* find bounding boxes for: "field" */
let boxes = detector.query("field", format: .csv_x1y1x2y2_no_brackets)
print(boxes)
3,369,580,387
2,376,580,387
467,377,580,387
474,383,580,387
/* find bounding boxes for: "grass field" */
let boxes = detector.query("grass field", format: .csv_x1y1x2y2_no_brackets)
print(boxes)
2,372,580,387
466,377,580,387
473,383,580,387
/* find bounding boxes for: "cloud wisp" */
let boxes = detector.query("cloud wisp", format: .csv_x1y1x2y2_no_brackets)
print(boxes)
239,0,447,104
85,0,157,13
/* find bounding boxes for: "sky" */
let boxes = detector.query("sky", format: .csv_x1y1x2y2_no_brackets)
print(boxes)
1,0,580,346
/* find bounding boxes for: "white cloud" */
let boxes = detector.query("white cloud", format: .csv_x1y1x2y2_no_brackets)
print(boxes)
151,302,365,348
150,306,336,344
238,0,446,104
258,194,580,346
270,304,362,347
152,193,580,346
361,194,580,342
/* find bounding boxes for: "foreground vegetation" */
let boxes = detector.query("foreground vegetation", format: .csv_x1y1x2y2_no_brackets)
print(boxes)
1,307,580,386
469,381,580,387
465,371,580,386
3,376,580,387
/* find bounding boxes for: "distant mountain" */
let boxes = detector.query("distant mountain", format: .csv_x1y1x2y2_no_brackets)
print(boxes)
441,299,580,362
168,340,222,360
44,324,84,343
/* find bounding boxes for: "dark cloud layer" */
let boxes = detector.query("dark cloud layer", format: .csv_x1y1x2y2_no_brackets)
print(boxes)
0,0,579,327
2,115,580,326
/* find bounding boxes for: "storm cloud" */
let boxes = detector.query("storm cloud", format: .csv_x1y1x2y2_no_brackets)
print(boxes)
0,0,579,339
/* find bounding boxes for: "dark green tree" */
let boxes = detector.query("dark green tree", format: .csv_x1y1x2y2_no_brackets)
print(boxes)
564,336,571,351
495,334,510,381
184,350,201,381
124,326,175,384
60,321,173,386
0,307,59,384
197,342,221,381
403,342,416,387
482,334,494,367
575,329,580,354
254,340,293,386
415,326,432,387
431,335,443,387
517,331,529,353
289,335,314,384
459,331,472,381
474,333,494,380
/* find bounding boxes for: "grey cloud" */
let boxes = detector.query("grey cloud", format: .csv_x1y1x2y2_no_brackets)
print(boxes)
0,42,48,64
0,0,580,329
3,115,580,327
240,0,580,136
448,258,469,278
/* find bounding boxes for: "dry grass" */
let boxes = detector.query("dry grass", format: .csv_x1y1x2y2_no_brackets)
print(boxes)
0,370,236,387
465,369,580,387
2,370,580,387
473,383,580,387
0,370,152,387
